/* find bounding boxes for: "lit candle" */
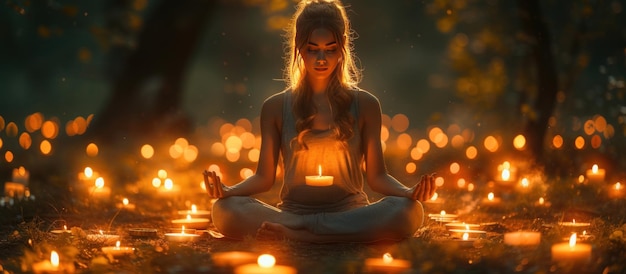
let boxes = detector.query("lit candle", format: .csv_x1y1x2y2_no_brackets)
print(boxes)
165,226,200,242
3,182,26,198
481,192,502,206
504,231,541,247
50,225,71,235
12,166,29,185
32,251,75,273
116,198,136,210
428,210,458,223
101,240,135,257
89,177,111,200
551,233,592,263
363,253,411,274
305,165,334,186
157,178,181,197
609,182,623,199
448,224,487,239
211,251,258,268
234,254,297,274
535,197,551,207
445,222,480,232
177,204,211,218
585,164,606,183
423,192,445,211
558,219,591,234
86,230,120,244
172,214,210,230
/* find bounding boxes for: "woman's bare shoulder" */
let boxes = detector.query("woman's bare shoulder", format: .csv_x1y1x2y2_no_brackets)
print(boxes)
261,90,287,117
355,88,381,109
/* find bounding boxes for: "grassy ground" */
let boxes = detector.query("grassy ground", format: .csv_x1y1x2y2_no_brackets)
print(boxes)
1,175,626,273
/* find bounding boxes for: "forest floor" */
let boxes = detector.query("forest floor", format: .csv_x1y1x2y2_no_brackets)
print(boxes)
1,176,626,274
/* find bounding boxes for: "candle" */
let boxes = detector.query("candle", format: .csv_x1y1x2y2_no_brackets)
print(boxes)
32,251,75,274
177,204,211,218
235,254,297,274
504,231,541,247
428,211,458,223
12,166,29,185
481,192,502,206
448,224,487,239
116,198,136,210
558,219,591,234
609,182,623,199
585,164,606,183
445,222,480,232
102,241,135,257
305,165,334,186
363,253,411,274
157,178,181,197
423,192,445,211
165,226,200,242
551,233,592,263
86,230,120,244
172,214,210,230
50,225,71,235
211,251,258,268
89,177,111,200
4,182,26,198
534,197,551,207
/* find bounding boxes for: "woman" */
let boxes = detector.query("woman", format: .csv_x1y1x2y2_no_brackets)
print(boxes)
203,0,436,243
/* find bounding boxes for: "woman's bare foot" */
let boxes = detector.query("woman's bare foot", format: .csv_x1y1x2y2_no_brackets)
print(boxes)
256,222,291,241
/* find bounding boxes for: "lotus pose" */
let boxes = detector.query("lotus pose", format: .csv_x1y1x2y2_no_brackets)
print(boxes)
203,0,437,243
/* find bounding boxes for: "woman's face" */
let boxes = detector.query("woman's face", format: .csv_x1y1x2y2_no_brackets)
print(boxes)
301,28,341,85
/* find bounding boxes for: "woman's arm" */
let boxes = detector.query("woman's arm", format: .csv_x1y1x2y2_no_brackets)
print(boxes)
204,93,284,198
359,91,436,200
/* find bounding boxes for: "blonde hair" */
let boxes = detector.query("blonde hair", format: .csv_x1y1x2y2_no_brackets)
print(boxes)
284,0,362,148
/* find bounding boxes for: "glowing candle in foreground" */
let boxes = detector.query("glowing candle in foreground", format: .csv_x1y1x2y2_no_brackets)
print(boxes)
305,165,333,186
234,254,296,274
551,233,592,263
364,253,411,273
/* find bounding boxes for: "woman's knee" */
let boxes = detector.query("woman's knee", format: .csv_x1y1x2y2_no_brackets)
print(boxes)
211,196,253,238
383,196,425,235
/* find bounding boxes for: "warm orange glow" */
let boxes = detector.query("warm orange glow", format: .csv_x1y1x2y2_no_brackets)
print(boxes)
83,167,94,178
594,115,607,132
5,151,14,162
169,143,184,159
574,136,585,149
396,133,412,150
225,135,243,153
590,135,602,149
552,135,563,149
164,178,173,190
450,134,464,148
513,134,526,150
95,177,105,188
380,126,389,142
157,169,167,179
257,254,276,268
520,178,529,188
465,146,478,159
19,132,32,149
416,139,431,154
449,162,460,174
248,148,260,162
211,142,226,156
240,168,254,179
569,233,577,247
457,178,466,188
467,183,475,192
410,147,423,160
483,135,499,152
391,113,409,132
25,112,44,132
40,140,52,155
428,127,444,143
86,143,98,157
435,176,445,187
152,178,162,188
6,122,18,137
41,120,59,139
225,151,241,162
240,132,256,149
0,138,3,149
183,145,198,162
382,253,394,264
405,162,416,174
487,192,495,201
141,144,154,159
50,251,59,267
236,118,252,132
0,116,4,131
583,120,595,135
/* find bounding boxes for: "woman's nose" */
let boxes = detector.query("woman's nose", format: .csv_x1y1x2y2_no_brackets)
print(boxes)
316,51,327,65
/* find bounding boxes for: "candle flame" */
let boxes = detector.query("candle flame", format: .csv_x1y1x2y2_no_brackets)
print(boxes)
465,225,470,231
521,178,529,188
569,233,577,247
95,177,105,188
123,198,129,206
63,225,67,231
440,210,446,216
164,178,173,190
430,192,438,201
382,253,393,263
501,169,510,181
572,219,576,224
84,167,93,178
191,204,197,213
616,182,622,190
538,197,545,205
317,165,322,177
488,192,494,201
99,230,104,235
186,214,192,220
181,226,186,234
583,230,587,236
462,232,469,241
257,254,276,268
50,251,59,267
116,241,121,248
592,164,599,173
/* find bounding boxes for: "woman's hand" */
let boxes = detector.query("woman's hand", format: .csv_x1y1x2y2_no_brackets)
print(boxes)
409,173,437,201
203,170,230,198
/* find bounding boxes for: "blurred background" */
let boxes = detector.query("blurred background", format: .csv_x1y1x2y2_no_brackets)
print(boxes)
1,0,625,189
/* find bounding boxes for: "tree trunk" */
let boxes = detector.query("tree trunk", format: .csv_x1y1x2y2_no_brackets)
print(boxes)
90,0,215,144
517,0,559,167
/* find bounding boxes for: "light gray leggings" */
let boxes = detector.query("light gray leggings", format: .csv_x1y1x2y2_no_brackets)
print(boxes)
211,196,424,242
